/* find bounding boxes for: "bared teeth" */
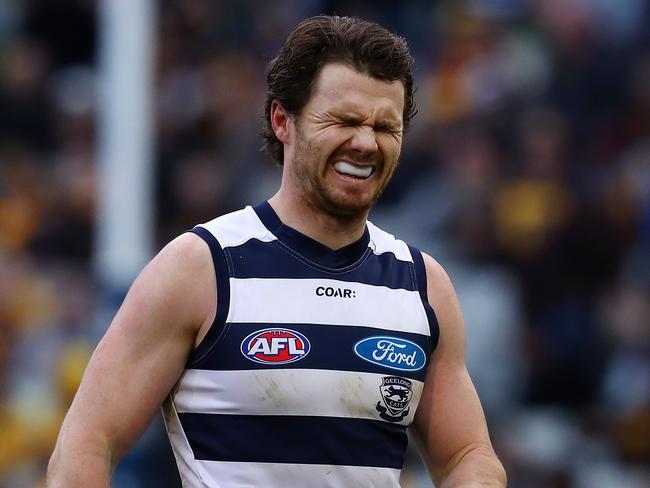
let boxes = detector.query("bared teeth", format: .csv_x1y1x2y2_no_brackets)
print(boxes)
334,161,373,178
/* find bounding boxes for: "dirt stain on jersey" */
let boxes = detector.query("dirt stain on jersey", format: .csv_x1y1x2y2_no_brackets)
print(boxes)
252,372,300,413
338,374,375,418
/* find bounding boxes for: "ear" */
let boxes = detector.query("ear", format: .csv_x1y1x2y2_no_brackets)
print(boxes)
270,100,292,144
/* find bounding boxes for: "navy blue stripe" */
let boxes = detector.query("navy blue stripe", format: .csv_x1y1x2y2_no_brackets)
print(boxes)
187,227,231,367
408,246,440,353
225,238,416,291
190,323,430,382
180,413,408,468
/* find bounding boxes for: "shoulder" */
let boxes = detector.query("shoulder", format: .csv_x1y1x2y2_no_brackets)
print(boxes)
420,253,456,306
127,231,216,338
141,232,214,301
151,231,212,277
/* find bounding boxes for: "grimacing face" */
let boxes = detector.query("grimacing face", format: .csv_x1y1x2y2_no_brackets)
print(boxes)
285,63,405,218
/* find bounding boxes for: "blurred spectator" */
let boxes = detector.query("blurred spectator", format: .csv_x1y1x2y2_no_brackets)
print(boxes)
0,38,54,151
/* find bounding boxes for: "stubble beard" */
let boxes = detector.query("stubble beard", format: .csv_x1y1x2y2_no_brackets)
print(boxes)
290,134,393,220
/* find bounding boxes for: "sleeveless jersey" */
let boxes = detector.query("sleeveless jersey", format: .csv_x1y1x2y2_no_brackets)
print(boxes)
162,202,439,487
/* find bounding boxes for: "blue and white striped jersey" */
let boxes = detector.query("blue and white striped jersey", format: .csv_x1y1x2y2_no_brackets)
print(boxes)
162,202,439,487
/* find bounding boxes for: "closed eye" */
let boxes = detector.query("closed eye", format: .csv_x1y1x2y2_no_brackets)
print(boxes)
376,124,401,133
335,115,402,135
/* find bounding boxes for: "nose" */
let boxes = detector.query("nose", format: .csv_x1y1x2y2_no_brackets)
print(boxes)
349,125,379,155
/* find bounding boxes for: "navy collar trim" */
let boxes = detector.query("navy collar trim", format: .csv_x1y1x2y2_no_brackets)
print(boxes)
253,201,370,270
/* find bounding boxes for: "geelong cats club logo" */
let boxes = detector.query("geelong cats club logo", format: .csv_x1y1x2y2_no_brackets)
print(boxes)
241,328,310,365
376,376,413,422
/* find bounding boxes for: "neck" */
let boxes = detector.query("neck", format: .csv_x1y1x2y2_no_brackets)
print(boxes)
268,192,369,250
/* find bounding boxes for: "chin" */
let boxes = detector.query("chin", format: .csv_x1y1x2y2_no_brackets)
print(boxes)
320,192,377,219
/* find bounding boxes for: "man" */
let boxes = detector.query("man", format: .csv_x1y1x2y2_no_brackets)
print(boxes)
48,15,506,487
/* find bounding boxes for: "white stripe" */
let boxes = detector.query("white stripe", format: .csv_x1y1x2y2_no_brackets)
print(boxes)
197,459,401,488
199,206,276,248
227,278,430,335
174,369,423,425
367,221,413,262
161,394,206,487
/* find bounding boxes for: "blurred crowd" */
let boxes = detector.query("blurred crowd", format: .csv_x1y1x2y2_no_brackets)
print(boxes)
0,0,649,487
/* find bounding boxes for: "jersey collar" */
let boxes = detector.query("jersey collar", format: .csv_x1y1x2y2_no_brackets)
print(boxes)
253,201,370,270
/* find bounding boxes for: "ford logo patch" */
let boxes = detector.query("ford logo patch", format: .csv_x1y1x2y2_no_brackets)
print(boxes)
241,328,310,365
353,336,426,371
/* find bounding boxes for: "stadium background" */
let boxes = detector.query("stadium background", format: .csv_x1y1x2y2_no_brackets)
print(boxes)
0,0,649,486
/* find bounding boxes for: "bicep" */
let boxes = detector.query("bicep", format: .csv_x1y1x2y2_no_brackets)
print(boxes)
58,233,214,464
411,254,492,480
413,354,492,480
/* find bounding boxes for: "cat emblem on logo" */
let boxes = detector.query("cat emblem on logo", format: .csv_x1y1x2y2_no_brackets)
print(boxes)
376,376,413,422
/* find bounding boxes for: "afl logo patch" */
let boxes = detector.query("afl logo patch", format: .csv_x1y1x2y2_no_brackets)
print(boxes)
241,328,311,365
353,336,426,371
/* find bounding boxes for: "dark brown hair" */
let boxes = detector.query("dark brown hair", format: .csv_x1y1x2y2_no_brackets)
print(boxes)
262,15,417,165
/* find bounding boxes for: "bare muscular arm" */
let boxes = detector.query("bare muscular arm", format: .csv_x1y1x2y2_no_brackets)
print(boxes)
413,254,507,487
47,232,216,487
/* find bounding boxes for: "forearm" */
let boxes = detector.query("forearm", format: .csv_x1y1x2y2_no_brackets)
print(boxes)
47,434,113,487
438,445,507,488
